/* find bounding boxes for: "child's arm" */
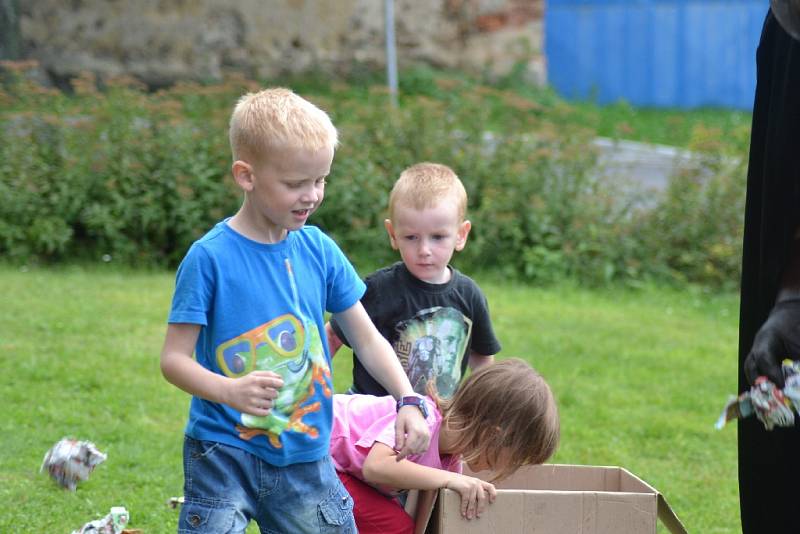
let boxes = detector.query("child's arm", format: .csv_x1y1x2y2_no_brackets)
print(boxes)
324,321,344,359
332,302,431,458
362,442,496,520
160,323,283,415
468,351,494,370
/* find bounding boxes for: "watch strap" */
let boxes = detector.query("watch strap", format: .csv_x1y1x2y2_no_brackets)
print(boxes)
396,394,429,419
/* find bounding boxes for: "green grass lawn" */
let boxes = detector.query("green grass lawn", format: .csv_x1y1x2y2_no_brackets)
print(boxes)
0,266,741,533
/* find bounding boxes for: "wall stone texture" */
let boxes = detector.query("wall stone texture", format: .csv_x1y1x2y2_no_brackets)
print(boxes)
8,0,544,88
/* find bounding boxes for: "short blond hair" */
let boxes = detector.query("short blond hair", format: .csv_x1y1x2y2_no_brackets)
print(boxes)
229,87,338,163
388,162,468,221
435,358,560,481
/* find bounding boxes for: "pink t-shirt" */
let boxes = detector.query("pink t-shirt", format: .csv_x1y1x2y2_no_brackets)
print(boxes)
330,393,461,494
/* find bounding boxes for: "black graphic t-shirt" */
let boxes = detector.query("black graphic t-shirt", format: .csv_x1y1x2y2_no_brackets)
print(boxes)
330,262,501,398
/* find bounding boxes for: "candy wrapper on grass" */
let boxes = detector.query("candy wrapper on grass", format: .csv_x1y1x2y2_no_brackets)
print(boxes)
40,438,107,491
72,506,130,534
717,360,800,430
167,496,185,509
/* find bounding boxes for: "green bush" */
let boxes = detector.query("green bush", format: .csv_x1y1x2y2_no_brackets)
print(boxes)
631,126,748,289
0,64,749,288
0,70,243,265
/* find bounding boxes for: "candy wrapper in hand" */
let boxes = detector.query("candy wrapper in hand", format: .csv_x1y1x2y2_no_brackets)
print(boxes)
749,377,794,429
72,506,129,534
716,393,755,430
40,437,107,491
717,360,800,430
780,359,800,413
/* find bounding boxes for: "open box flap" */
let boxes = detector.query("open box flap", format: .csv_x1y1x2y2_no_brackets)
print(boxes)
414,489,439,534
621,465,687,534
657,493,688,534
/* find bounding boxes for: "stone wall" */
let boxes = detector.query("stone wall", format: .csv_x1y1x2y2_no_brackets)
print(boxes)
5,0,544,88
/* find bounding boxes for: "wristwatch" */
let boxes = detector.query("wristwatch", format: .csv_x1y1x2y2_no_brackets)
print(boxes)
396,394,429,419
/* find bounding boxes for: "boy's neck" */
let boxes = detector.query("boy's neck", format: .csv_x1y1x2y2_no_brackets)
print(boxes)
229,205,288,244
407,264,452,285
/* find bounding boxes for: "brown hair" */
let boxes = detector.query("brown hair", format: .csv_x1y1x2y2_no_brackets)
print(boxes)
388,162,468,221
435,358,560,481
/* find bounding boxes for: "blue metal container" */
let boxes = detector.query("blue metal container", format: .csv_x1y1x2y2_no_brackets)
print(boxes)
545,0,768,109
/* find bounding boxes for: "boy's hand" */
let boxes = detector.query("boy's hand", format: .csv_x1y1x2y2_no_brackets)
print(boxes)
394,406,431,460
444,473,497,520
223,371,284,416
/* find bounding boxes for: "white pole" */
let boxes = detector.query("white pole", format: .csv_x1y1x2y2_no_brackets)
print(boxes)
384,0,398,108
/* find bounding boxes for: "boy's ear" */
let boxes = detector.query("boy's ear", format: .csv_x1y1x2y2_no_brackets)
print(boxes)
455,220,472,251
384,219,399,250
231,160,255,192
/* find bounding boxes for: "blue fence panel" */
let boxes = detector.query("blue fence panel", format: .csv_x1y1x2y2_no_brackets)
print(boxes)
545,0,767,109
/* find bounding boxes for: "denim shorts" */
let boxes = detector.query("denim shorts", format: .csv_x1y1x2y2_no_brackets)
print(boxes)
178,436,355,534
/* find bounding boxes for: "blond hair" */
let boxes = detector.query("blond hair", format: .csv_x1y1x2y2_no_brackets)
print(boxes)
435,358,560,481
388,162,468,221
228,87,338,163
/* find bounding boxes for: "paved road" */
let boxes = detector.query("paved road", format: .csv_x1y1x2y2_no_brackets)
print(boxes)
592,137,697,194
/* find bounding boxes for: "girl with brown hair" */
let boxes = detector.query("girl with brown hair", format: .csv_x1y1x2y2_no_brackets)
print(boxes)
329,358,560,534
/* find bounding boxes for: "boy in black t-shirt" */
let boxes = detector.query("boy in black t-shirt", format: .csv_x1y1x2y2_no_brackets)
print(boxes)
326,162,501,398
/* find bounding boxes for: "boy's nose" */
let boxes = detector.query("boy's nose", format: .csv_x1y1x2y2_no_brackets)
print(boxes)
301,187,320,203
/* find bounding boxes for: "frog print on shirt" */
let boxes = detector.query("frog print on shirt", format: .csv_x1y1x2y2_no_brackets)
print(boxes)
216,313,331,447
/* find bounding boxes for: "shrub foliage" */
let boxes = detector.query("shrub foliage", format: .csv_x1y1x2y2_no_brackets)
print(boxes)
0,64,748,288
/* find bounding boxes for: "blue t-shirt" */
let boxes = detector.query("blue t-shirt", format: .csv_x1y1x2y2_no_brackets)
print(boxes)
168,221,366,466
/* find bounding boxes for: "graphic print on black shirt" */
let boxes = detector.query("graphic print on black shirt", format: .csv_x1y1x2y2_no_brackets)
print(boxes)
394,306,472,398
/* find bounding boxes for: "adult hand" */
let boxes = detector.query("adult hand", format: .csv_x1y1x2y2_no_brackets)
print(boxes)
444,474,497,520
745,299,800,388
222,370,284,416
394,406,431,461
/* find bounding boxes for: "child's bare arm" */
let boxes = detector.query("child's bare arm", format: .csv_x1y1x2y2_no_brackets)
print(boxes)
362,442,496,520
332,302,431,458
332,303,410,396
324,321,344,359
160,323,283,416
468,351,494,370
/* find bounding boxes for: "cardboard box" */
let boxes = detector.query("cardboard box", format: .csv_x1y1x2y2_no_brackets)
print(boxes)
421,464,687,534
